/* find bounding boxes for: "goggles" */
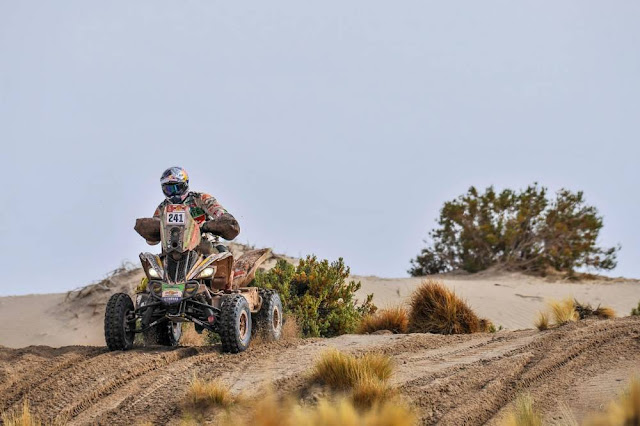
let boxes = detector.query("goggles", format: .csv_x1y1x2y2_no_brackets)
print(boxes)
162,182,187,197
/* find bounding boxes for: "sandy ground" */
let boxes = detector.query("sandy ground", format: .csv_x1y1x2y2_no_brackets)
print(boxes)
0,318,638,425
0,255,639,425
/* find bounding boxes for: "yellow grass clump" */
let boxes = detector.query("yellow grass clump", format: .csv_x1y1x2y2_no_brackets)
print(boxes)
535,311,549,331
500,393,543,426
535,297,616,331
593,306,616,319
219,389,416,426
408,280,486,334
311,349,393,390
583,377,640,426
2,400,41,426
183,377,235,411
549,298,579,325
358,307,409,334
573,300,616,320
350,375,399,409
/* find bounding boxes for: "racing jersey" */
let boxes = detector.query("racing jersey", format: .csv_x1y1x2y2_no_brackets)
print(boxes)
153,192,227,225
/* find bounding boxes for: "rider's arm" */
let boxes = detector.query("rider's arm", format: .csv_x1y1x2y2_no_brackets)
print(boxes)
196,193,240,240
145,205,163,245
198,193,227,218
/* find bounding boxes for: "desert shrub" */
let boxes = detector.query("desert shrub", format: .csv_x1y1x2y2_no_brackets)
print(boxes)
408,280,488,334
500,393,543,426
535,312,549,331
583,377,640,426
631,302,640,316
409,184,619,276
573,300,615,320
358,307,409,334
254,256,376,337
183,377,235,412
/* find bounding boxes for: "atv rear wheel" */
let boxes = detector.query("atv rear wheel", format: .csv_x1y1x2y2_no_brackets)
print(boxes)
253,290,283,341
104,293,135,351
143,321,182,346
219,294,252,353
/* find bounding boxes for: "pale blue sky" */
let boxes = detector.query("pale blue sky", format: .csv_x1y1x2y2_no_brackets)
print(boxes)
1,1,639,295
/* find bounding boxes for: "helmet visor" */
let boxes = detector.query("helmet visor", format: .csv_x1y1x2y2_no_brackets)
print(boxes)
162,182,187,197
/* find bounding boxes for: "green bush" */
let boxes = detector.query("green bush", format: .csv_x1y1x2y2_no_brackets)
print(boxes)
410,184,619,276
632,302,640,316
254,256,376,337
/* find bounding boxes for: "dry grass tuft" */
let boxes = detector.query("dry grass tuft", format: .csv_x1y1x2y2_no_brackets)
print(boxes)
180,323,205,347
554,403,579,426
311,349,393,390
500,393,543,426
219,389,416,426
574,300,616,320
549,298,579,325
183,377,235,412
358,307,409,334
350,376,398,409
583,377,640,426
535,311,550,331
593,306,616,319
2,400,41,426
536,297,616,331
292,397,416,426
408,280,483,334
479,318,496,333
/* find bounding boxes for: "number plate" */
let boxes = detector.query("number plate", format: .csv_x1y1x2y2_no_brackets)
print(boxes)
166,212,186,225
162,289,182,297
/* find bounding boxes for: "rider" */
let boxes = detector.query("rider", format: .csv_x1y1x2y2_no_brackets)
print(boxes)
148,166,240,255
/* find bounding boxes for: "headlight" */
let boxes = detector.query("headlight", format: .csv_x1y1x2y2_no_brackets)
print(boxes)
148,268,159,278
198,267,215,278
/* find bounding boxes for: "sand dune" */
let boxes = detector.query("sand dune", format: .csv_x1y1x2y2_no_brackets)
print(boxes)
355,271,640,330
1,255,638,349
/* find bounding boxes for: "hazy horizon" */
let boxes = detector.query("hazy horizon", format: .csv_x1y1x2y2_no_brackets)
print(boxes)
2,1,639,296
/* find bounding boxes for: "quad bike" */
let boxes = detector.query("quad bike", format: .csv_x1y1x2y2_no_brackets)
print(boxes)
104,204,283,353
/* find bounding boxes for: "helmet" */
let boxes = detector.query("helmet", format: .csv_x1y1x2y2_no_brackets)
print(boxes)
160,166,189,203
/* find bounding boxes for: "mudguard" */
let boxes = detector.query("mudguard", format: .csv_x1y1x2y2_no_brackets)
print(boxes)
232,248,272,287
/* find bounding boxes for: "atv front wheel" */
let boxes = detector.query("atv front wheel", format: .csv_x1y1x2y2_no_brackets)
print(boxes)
219,294,252,353
253,290,283,341
104,293,135,351
143,321,182,347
